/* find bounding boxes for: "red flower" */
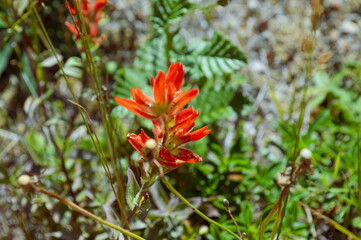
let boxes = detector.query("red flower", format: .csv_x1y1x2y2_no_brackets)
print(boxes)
114,63,199,119
115,63,210,171
65,0,107,41
127,129,151,157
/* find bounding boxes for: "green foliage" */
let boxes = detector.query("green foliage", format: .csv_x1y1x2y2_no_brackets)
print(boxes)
0,42,13,77
126,168,141,210
150,0,192,32
180,32,247,79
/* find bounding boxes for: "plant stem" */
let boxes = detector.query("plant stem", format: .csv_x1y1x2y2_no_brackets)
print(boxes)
71,0,127,215
160,176,241,240
32,3,129,229
32,185,145,240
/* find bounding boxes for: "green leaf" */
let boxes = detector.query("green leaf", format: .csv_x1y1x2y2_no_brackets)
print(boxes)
57,56,83,78
181,32,247,79
105,61,118,75
126,168,141,210
112,67,152,99
134,36,168,76
193,81,237,124
151,0,192,32
25,131,46,156
0,42,13,77
332,152,341,181
20,53,37,96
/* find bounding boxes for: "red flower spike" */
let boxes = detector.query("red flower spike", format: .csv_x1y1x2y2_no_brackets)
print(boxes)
65,0,106,42
116,63,211,171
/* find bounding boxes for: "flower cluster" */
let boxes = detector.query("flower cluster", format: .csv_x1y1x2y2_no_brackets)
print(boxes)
115,63,210,170
65,0,106,43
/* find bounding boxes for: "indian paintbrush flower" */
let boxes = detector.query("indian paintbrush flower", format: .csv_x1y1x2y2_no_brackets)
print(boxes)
65,0,107,43
115,63,210,171
114,63,199,119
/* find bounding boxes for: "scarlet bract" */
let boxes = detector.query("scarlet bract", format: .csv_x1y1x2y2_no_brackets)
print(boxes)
65,0,107,42
115,63,210,170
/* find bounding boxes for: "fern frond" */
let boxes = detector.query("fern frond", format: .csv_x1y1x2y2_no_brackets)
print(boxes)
181,32,247,79
151,0,192,31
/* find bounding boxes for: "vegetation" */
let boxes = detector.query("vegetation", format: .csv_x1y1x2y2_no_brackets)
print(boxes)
1,0,360,239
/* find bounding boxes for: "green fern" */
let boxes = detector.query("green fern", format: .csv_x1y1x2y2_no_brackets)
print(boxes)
180,32,247,79
193,81,236,124
134,36,168,76
112,67,151,99
151,0,192,31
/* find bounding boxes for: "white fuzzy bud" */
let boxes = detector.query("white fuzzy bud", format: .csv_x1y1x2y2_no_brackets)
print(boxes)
18,175,31,186
300,148,312,159
145,139,157,150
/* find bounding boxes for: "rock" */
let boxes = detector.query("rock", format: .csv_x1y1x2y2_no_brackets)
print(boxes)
340,20,359,34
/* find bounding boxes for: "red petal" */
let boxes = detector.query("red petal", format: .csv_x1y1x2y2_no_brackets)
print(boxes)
89,22,98,37
150,77,155,88
166,80,175,103
152,119,164,139
171,148,202,163
152,128,159,143
94,0,107,11
170,106,199,135
174,105,194,122
157,160,184,168
171,89,198,114
132,88,154,105
153,71,166,104
65,2,76,14
171,121,195,137
114,97,156,119
171,63,184,91
159,148,177,163
65,22,80,36
165,63,184,102
81,0,89,11
177,126,211,145
127,129,150,155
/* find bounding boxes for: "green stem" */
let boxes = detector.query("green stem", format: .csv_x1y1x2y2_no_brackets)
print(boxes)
32,3,129,230
71,0,127,211
160,176,241,240
34,186,145,240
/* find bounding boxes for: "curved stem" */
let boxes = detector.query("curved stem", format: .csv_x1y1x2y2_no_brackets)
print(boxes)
160,176,241,240
33,185,145,240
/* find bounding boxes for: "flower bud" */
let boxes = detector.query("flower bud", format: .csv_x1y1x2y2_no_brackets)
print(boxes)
145,139,157,150
18,175,31,186
300,148,312,160
222,198,229,208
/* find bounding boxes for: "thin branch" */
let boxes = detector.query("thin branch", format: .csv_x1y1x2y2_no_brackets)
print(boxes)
31,184,145,240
